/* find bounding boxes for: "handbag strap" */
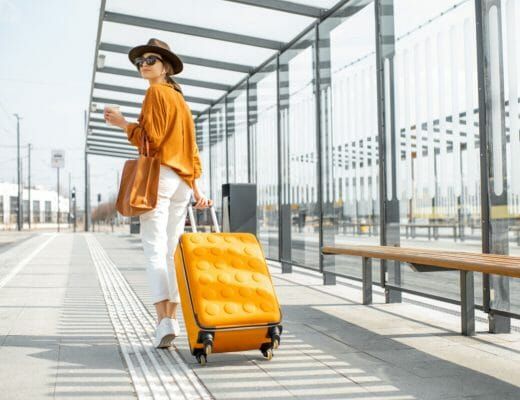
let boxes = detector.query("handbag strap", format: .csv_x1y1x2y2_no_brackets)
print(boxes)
140,134,151,157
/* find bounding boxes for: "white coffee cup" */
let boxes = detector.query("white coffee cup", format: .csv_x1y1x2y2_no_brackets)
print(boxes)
104,104,120,125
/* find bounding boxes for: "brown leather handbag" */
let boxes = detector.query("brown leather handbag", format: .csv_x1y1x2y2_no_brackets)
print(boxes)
116,135,160,217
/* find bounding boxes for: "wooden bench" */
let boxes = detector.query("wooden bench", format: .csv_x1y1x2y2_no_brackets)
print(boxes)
339,221,378,236
321,245,520,336
402,223,459,241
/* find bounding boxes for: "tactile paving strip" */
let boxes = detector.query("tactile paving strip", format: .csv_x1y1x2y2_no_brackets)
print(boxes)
87,234,213,400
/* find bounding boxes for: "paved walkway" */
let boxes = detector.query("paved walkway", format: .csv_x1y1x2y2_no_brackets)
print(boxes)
1,232,520,399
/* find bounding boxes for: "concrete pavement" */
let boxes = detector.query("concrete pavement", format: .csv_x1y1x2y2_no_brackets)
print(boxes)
0,232,519,399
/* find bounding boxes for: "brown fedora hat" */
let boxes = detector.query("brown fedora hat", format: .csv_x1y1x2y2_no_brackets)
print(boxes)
128,38,183,74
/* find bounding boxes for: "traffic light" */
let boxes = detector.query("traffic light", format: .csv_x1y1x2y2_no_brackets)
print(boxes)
71,187,76,200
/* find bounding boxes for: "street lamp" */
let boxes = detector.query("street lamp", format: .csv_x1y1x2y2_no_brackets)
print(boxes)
72,186,77,233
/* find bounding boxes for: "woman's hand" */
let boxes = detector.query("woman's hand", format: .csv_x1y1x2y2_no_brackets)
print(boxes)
193,188,213,209
104,108,128,130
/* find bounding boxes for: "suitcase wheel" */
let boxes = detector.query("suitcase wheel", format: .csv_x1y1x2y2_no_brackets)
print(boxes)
260,342,275,361
204,341,213,356
269,325,282,350
199,332,213,357
194,332,213,365
195,353,207,366
262,348,273,361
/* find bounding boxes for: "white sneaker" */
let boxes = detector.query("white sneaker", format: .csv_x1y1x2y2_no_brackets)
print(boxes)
153,318,176,348
169,318,180,336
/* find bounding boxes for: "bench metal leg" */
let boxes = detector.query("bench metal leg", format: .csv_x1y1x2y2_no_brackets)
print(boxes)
323,271,336,285
460,270,475,336
362,257,372,305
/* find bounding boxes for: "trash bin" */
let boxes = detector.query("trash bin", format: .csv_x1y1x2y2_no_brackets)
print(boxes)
130,216,140,234
222,183,257,234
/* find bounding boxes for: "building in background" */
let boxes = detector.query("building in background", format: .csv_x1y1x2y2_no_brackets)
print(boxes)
0,182,70,229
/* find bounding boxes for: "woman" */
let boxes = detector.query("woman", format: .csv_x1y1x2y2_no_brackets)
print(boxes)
104,38,212,348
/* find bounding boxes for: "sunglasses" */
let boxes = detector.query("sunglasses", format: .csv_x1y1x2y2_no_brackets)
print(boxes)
134,55,163,69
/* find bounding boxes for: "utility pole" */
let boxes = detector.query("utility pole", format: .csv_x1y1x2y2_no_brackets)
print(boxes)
20,159,24,227
97,193,101,232
13,113,22,231
28,143,31,230
68,172,71,228
57,167,60,233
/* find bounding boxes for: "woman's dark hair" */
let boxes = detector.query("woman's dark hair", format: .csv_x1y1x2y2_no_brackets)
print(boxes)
163,59,183,94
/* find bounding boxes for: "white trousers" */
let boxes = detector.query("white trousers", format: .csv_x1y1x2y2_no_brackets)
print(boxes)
140,165,192,304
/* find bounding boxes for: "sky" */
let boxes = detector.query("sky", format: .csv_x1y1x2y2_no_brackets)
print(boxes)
0,0,123,210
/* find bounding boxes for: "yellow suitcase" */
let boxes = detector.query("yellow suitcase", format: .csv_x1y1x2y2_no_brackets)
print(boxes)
174,204,282,365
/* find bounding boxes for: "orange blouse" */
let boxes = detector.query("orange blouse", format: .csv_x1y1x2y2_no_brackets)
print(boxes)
124,82,202,189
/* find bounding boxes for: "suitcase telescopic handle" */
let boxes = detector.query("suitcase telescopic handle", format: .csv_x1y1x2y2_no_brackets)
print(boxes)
187,202,221,233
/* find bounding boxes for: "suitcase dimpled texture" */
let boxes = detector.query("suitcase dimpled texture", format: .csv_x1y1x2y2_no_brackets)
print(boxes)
175,217,282,365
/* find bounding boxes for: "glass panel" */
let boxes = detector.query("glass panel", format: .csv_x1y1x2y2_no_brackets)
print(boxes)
319,0,380,281
101,22,276,69
172,64,247,87
96,71,149,90
90,95,141,115
293,0,340,7
390,0,481,302
279,30,318,269
93,88,144,103
226,83,249,183
106,0,315,43
94,72,210,113
486,0,520,314
94,79,219,111
249,60,279,260
209,101,227,224
98,49,247,86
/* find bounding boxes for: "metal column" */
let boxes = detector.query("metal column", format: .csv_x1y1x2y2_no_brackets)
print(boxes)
246,79,252,184
277,56,292,274
475,0,511,333
314,23,335,285
375,0,401,303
